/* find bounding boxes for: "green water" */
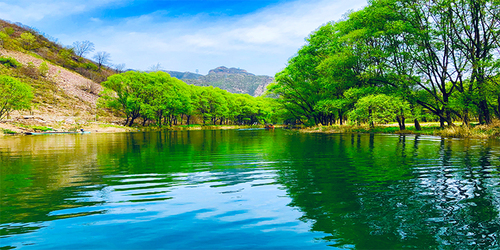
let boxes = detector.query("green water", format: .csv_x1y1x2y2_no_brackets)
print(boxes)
1,129,499,249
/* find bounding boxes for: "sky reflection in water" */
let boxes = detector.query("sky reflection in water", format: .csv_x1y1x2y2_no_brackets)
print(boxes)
1,130,499,249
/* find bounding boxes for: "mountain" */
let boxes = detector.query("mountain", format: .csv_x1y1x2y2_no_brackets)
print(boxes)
169,66,274,97
165,70,203,80
0,19,273,134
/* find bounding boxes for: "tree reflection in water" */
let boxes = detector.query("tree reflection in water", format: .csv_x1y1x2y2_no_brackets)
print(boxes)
1,131,499,249
274,133,500,249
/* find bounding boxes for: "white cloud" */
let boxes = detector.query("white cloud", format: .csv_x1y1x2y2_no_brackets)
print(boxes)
2,0,367,75
0,0,124,23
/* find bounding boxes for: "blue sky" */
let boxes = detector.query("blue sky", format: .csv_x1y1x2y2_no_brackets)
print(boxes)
0,0,367,76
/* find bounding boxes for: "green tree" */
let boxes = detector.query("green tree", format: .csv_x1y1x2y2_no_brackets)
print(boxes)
195,86,228,125
349,94,411,129
0,31,8,48
99,71,145,126
19,32,36,51
38,62,49,77
269,23,343,126
0,76,33,120
272,0,500,128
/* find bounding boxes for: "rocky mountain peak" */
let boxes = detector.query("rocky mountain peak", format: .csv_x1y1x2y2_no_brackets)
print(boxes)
208,66,254,76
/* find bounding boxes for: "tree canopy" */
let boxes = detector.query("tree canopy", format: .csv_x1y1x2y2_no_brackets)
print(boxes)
99,71,279,127
268,0,500,128
0,75,33,120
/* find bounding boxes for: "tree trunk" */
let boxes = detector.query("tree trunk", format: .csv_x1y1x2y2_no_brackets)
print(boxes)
445,109,453,127
496,95,500,119
462,108,470,127
478,111,484,125
478,99,491,124
439,115,445,128
128,116,136,126
414,119,421,131
368,108,374,128
398,115,406,130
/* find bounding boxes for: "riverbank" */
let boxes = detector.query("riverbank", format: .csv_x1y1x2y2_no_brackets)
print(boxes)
301,121,500,139
0,119,273,136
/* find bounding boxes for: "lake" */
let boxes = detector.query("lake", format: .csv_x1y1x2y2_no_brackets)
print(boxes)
1,129,499,249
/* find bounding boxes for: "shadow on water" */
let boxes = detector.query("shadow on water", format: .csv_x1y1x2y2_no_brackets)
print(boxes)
272,133,500,249
1,130,499,249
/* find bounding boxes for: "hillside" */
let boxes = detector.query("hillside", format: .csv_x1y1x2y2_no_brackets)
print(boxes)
171,66,274,97
165,70,203,80
0,20,128,134
0,20,274,134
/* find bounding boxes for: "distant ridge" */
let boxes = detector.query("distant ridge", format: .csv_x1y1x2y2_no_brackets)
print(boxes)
208,66,253,76
167,66,273,97
165,71,203,80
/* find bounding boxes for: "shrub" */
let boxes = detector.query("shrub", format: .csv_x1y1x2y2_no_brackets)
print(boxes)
0,31,7,47
19,32,36,51
0,56,22,68
39,62,49,77
31,126,54,132
21,62,40,79
0,75,33,120
1,128,16,134
79,81,100,95
84,62,98,71
4,27,14,36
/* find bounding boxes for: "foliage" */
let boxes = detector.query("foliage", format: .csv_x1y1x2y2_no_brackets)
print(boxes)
30,126,54,132
21,62,40,79
0,31,7,47
38,62,49,77
269,0,500,128
0,57,22,68
1,128,16,134
19,32,36,50
99,71,279,127
83,62,99,71
0,20,117,85
349,94,411,128
4,27,14,35
0,76,33,120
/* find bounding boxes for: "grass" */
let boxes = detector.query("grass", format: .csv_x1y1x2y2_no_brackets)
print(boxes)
435,121,500,139
303,120,500,139
177,124,202,128
99,123,128,128
16,124,54,132
1,128,16,134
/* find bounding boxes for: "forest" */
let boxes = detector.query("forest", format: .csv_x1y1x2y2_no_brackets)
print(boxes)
268,0,500,129
99,71,280,127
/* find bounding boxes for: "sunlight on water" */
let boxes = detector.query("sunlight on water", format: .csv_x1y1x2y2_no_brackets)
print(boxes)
1,130,500,249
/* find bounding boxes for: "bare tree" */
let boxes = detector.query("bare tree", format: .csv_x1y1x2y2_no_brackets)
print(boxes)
93,51,111,70
114,63,126,73
149,63,163,72
72,40,95,58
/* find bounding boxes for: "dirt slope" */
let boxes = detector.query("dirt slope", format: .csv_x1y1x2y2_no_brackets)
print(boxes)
0,49,132,134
